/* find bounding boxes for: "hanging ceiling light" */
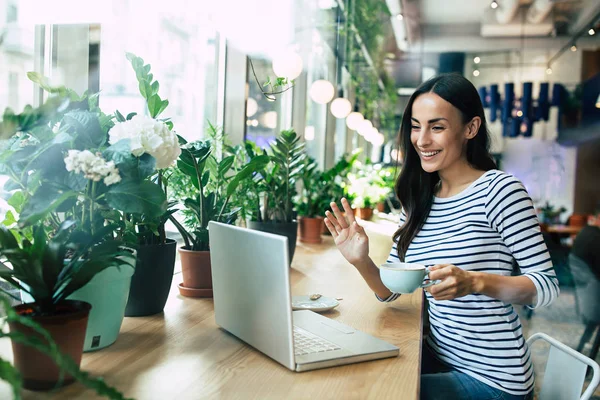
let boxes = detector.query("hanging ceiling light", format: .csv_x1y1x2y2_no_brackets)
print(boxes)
474,56,481,64
571,44,578,52
272,49,303,80
309,79,335,104
357,119,373,136
372,133,385,147
546,67,553,75
330,89,352,119
395,13,403,21
346,110,364,130
490,1,498,9
589,28,596,36
473,70,480,77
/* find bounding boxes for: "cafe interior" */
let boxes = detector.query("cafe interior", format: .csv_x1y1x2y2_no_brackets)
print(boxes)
0,0,600,398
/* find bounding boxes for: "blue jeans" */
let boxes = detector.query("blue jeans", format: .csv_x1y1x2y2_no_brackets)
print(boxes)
420,344,533,400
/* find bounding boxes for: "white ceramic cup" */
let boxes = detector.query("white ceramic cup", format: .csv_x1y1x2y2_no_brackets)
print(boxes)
379,262,439,294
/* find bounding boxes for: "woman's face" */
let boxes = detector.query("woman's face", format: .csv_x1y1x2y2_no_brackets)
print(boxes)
410,92,479,173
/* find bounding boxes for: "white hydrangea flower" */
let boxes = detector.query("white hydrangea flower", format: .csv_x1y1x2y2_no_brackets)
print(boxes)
64,150,121,186
108,115,181,169
52,122,61,134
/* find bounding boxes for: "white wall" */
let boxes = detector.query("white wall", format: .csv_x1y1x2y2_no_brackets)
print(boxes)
465,50,582,215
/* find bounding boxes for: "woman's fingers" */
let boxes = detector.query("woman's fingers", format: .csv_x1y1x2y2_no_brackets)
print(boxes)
325,211,342,232
330,202,349,229
323,217,339,239
341,198,356,225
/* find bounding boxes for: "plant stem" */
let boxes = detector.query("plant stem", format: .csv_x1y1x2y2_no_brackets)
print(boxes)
90,181,96,236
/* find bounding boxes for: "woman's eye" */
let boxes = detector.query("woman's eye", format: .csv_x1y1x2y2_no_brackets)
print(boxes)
432,126,444,131
411,125,420,130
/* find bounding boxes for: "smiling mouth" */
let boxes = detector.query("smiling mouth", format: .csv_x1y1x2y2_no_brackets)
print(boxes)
420,150,442,157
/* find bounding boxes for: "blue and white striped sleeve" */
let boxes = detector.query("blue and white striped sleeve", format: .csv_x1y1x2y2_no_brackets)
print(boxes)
375,209,407,303
484,172,559,309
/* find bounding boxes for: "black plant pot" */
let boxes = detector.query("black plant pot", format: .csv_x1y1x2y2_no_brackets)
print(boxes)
124,239,177,317
247,221,298,264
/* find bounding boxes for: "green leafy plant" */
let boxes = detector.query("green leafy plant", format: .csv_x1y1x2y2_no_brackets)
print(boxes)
250,129,306,223
539,201,567,225
0,220,135,316
0,296,131,399
295,152,359,218
170,124,269,251
345,158,391,209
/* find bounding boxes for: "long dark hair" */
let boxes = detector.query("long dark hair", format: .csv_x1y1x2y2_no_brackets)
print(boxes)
393,73,497,261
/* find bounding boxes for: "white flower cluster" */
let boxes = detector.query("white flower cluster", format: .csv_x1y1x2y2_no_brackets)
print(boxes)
64,150,122,186
108,115,181,169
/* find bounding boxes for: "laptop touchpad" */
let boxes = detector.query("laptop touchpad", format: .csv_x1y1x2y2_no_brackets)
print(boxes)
320,320,355,334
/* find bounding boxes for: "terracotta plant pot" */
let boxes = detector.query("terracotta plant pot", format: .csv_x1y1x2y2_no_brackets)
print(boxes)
299,216,324,244
8,300,91,391
355,207,374,221
376,202,385,213
178,247,213,298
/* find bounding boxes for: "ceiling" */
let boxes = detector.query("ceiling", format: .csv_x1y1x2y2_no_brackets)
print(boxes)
389,0,600,53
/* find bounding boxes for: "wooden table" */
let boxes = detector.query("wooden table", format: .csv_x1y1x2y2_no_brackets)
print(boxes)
0,230,424,400
545,225,584,235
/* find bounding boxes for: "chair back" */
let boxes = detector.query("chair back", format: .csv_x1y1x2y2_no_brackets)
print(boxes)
527,332,600,400
569,254,600,322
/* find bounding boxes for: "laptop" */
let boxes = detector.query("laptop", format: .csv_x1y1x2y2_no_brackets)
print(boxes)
208,221,399,372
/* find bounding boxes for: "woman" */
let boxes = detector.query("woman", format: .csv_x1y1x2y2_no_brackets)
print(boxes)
324,73,558,400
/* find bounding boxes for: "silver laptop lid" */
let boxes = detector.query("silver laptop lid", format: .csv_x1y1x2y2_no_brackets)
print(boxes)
208,221,295,370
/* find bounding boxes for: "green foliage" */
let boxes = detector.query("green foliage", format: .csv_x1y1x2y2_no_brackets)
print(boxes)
125,53,169,118
345,158,393,209
0,296,132,399
171,124,269,250
0,96,69,141
257,129,306,223
295,152,359,218
0,221,135,315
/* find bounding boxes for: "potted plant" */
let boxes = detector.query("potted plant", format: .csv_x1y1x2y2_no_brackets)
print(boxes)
295,157,325,244
345,159,389,221
318,152,360,235
0,221,135,392
246,129,306,262
0,72,167,350
170,125,269,297
115,53,182,317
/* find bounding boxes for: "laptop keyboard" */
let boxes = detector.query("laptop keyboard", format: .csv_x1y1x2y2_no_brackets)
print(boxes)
293,326,341,356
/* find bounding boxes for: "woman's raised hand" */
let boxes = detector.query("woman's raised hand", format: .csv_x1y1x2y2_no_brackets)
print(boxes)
324,198,369,266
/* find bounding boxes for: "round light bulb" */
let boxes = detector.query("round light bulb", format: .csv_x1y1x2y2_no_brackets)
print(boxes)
517,110,523,117
357,119,373,136
474,56,481,64
571,45,577,52
246,98,258,117
364,126,378,142
473,70,480,77
346,112,364,130
491,1,498,9
395,14,403,21
272,50,303,80
372,133,385,147
589,28,596,36
546,68,553,75
309,80,335,104
330,97,352,118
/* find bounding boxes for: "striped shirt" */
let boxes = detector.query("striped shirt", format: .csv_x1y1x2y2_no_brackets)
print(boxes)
380,169,559,396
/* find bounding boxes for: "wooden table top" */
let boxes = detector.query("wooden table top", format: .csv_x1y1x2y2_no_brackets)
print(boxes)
0,228,423,400
545,225,584,235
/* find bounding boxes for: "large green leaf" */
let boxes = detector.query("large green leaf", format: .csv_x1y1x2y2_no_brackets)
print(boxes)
19,184,77,226
105,181,166,217
226,155,270,198
0,358,22,399
62,110,105,149
103,139,156,181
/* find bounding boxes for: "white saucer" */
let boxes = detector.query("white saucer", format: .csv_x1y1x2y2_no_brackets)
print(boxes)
292,295,339,313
